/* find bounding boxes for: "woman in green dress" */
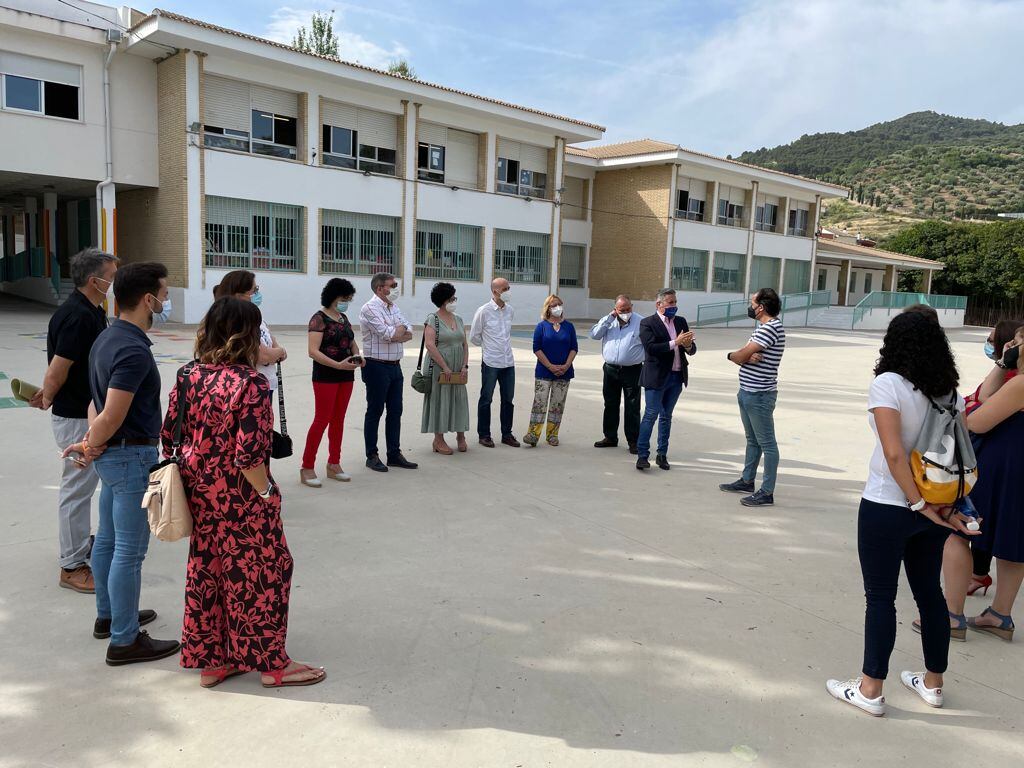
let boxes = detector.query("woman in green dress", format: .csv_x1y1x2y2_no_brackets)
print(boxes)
421,282,470,454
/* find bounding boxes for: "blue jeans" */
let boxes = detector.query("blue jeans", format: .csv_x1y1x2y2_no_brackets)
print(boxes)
362,359,404,458
737,389,779,493
637,371,685,459
92,445,157,646
478,363,515,439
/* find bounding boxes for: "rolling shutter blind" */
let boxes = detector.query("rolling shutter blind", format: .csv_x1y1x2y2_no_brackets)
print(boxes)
251,85,297,118
204,74,250,133
322,101,357,130
519,143,547,173
445,129,478,187
0,52,80,85
418,121,447,146
357,109,397,150
758,193,780,206
727,186,746,205
497,138,521,161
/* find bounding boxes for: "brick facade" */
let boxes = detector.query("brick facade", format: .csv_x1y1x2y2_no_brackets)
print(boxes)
588,164,672,301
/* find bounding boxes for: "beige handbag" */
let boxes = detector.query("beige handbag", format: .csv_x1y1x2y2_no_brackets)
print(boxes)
142,365,193,542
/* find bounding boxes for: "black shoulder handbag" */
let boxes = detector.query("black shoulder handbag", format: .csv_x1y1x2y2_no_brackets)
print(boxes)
271,363,293,459
410,314,440,395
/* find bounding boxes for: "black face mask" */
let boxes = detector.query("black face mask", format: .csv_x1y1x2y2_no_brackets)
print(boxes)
747,305,759,320
1003,345,1021,369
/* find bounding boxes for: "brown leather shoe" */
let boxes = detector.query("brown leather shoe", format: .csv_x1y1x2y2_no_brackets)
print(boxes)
501,435,521,448
60,565,95,594
479,436,495,448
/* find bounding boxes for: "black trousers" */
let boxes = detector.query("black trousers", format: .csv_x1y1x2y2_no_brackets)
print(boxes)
601,363,642,444
858,498,951,680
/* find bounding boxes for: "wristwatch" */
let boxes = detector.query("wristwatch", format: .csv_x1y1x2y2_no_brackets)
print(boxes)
258,481,275,499
909,498,927,512
726,352,732,362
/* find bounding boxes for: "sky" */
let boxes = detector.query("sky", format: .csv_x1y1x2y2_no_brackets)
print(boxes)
157,0,1024,156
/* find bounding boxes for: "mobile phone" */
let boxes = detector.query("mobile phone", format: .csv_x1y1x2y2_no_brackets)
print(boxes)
349,356,363,364
62,451,86,467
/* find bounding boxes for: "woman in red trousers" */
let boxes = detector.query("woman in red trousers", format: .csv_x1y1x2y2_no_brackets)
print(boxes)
161,297,325,689
301,278,365,487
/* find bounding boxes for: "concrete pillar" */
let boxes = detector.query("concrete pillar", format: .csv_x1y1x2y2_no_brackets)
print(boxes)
838,259,852,306
664,165,679,287
24,197,37,251
43,191,58,278
808,194,821,291
401,103,419,293
884,264,896,292
706,180,719,225
747,182,758,232
924,269,933,294
548,137,565,293
97,185,116,255
778,196,790,236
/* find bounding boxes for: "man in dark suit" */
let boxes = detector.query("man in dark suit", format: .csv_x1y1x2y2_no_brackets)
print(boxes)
636,288,696,470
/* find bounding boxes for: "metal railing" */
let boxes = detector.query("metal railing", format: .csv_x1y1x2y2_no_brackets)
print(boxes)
851,291,968,326
695,289,831,327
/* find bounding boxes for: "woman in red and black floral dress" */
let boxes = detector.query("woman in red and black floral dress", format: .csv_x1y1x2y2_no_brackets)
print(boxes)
161,297,325,689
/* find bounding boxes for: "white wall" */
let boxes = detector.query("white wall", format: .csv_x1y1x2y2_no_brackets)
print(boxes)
856,307,965,330
753,230,812,260
561,219,592,247
845,267,886,306
673,219,748,253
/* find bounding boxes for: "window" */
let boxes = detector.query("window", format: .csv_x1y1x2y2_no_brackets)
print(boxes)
864,273,873,294
322,125,356,169
1,70,80,120
850,271,859,293
414,221,481,280
418,143,445,182
494,229,550,284
251,109,297,159
559,243,586,287
359,144,397,175
205,196,303,271
671,248,709,292
321,210,399,276
712,252,746,293
321,102,399,176
783,259,811,295
787,207,809,236
204,126,251,152
817,268,827,291
497,139,549,198
717,185,747,227
675,177,707,221
755,202,779,232
202,76,298,159
750,255,781,293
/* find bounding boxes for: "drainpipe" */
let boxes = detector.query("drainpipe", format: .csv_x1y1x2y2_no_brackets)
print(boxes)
96,40,117,252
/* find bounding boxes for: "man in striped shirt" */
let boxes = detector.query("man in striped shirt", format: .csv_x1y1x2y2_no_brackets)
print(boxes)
720,288,785,507
359,272,418,472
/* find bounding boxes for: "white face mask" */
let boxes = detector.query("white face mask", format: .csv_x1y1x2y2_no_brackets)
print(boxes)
618,312,632,323
499,290,510,302
387,286,400,302
550,305,564,318
446,299,458,311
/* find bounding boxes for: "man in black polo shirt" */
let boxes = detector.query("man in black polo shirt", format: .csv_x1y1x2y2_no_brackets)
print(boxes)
31,248,118,594
64,261,180,665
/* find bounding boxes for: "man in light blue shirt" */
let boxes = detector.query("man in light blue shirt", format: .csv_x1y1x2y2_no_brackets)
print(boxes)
590,294,644,454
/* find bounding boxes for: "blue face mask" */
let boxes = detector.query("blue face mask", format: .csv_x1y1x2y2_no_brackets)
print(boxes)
336,301,349,314
251,291,263,307
151,296,171,325
663,306,678,319
984,342,997,360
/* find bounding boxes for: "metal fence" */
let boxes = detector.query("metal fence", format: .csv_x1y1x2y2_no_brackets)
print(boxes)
205,196,304,272
321,210,400,276
852,291,968,325
695,289,831,327
494,229,549,285
414,221,481,281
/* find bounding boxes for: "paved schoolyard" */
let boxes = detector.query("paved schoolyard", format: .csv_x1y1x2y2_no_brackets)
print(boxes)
0,293,1021,768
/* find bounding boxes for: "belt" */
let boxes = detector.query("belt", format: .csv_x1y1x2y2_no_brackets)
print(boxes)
604,362,642,370
367,358,401,366
113,437,160,448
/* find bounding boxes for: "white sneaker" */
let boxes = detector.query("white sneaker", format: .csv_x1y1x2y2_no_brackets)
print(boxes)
900,671,944,708
826,677,886,716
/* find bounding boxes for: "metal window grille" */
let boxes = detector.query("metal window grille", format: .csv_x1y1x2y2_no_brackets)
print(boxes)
204,196,303,272
494,229,550,284
558,243,586,287
320,210,399,276
671,248,708,291
414,221,481,281
712,251,746,293
750,255,781,293
783,259,811,294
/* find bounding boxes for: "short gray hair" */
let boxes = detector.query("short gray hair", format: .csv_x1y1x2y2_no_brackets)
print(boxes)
656,288,676,302
370,272,396,292
70,247,119,288
615,294,632,304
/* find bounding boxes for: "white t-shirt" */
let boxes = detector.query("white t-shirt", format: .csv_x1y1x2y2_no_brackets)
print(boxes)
863,371,963,506
258,321,277,392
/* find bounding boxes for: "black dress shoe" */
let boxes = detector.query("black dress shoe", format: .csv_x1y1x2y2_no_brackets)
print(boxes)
720,479,755,494
105,630,180,666
594,437,618,448
628,442,638,455
656,454,670,470
366,454,388,472
479,436,495,448
636,456,650,470
501,435,521,448
94,609,157,639
387,452,418,469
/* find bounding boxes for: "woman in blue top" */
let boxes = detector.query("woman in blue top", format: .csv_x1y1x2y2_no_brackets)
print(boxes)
523,295,578,447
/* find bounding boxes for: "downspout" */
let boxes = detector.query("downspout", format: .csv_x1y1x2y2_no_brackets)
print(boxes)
96,41,117,251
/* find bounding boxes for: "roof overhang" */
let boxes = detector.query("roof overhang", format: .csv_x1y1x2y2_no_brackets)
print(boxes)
127,12,604,143
817,243,944,271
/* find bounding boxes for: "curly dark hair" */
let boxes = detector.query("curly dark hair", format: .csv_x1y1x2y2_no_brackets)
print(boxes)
874,311,959,398
321,278,355,309
430,282,456,307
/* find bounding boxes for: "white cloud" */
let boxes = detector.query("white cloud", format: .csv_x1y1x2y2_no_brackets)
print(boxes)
264,6,409,69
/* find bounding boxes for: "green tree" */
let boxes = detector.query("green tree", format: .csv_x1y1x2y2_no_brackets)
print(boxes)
387,59,417,79
293,11,339,57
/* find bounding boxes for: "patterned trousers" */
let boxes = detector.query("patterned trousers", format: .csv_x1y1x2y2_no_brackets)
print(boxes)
526,379,570,444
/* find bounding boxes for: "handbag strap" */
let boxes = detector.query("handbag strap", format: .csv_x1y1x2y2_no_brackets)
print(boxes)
171,363,193,458
418,314,441,373
275,362,288,437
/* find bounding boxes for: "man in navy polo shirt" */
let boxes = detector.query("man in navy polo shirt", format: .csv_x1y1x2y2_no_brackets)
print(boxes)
65,262,180,665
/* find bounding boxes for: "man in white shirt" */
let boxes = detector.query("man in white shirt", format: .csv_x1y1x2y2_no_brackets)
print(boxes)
470,278,520,448
358,272,417,471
